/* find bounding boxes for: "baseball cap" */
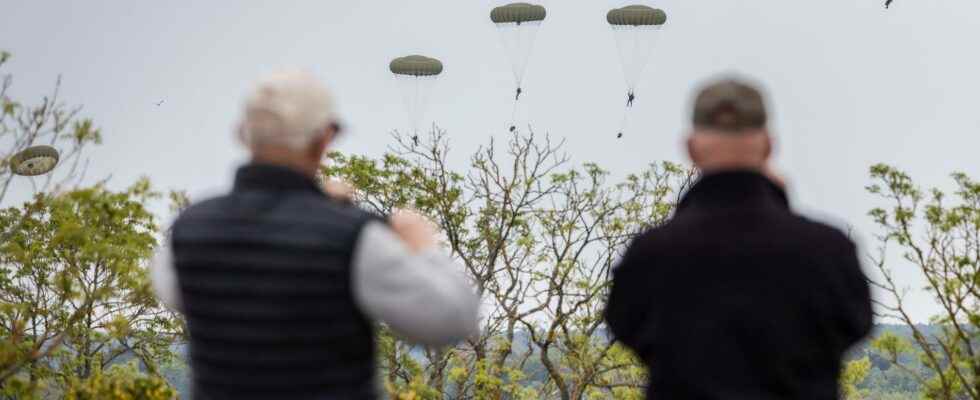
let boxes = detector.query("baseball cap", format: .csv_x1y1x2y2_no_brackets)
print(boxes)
691,78,768,132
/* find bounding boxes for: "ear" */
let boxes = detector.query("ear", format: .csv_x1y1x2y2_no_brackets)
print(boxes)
686,135,700,165
762,132,773,160
309,129,331,160
236,124,248,146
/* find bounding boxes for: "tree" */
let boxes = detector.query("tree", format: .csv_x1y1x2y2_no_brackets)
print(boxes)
0,180,183,398
63,362,176,400
0,47,99,252
0,50,180,398
866,164,980,399
322,127,695,399
841,356,871,399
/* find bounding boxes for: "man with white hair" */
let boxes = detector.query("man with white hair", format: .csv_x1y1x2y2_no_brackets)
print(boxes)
151,71,480,399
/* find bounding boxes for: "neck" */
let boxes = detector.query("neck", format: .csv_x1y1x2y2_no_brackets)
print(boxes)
696,160,765,175
251,148,319,179
678,169,787,212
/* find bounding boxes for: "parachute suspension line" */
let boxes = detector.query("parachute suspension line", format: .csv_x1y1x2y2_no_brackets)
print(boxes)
413,76,422,136
607,5,668,139
618,28,640,139
491,3,547,133
510,99,519,133
618,108,634,139
390,55,443,137
510,22,524,133
630,27,642,92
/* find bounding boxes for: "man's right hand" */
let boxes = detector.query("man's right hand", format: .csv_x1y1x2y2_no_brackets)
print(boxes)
323,179,355,204
389,209,438,253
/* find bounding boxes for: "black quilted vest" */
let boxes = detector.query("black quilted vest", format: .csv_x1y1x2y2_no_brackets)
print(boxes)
170,164,378,399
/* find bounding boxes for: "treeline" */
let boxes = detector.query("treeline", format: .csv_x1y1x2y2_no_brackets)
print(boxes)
153,324,936,398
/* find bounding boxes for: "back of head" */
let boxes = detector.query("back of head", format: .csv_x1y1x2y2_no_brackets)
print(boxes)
692,78,768,132
687,77,772,172
239,70,336,151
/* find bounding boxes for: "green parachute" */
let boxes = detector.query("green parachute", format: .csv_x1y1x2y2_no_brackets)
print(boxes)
10,145,60,176
490,2,548,132
607,5,668,90
390,55,444,77
390,55,444,135
607,5,667,26
490,3,547,24
606,4,668,138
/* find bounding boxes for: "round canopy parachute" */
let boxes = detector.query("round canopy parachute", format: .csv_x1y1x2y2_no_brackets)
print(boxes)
491,3,547,24
390,55,444,77
607,5,667,26
490,3,547,89
607,5,668,91
390,55,444,134
10,145,59,176
491,2,547,131
608,4,668,138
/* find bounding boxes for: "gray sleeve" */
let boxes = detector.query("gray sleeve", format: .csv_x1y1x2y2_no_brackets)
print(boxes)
150,237,183,313
351,221,481,346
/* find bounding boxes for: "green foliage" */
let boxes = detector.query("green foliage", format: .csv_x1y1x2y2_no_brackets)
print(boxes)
324,128,695,399
842,356,871,399
64,363,176,400
0,180,181,396
872,332,914,363
867,165,980,400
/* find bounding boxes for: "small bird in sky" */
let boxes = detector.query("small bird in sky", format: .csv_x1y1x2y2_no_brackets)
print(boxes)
412,135,419,146
617,132,623,139
155,100,165,106
885,0,893,9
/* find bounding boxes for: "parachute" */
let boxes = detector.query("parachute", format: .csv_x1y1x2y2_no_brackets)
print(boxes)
490,2,547,132
608,5,667,89
10,145,59,176
390,55,444,135
607,4,668,137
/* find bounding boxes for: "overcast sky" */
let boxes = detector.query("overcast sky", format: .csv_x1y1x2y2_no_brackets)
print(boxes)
3,0,978,322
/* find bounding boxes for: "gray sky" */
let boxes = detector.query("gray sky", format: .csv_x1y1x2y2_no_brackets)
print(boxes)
3,0,979,323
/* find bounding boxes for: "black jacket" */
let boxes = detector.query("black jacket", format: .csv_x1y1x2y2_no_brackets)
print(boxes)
605,171,872,400
171,164,380,400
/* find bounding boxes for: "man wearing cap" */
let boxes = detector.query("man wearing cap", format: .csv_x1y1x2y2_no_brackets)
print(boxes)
150,71,480,399
605,78,872,399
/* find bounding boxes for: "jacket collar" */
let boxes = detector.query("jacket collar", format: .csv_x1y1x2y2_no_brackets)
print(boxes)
233,163,324,195
677,170,789,212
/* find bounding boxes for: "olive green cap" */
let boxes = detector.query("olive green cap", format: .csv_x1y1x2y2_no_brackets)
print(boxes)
692,78,768,132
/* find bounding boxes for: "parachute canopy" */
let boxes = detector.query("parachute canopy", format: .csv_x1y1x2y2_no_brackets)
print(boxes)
10,145,59,176
390,55,444,134
607,5,668,91
390,55,444,77
491,3,547,24
607,5,667,26
490,2,547,88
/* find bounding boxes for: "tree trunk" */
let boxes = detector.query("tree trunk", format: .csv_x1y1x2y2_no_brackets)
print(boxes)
539,342,570,400
429,348,447,396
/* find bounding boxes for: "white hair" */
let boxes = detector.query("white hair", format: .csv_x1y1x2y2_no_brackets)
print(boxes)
239,70,336,151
